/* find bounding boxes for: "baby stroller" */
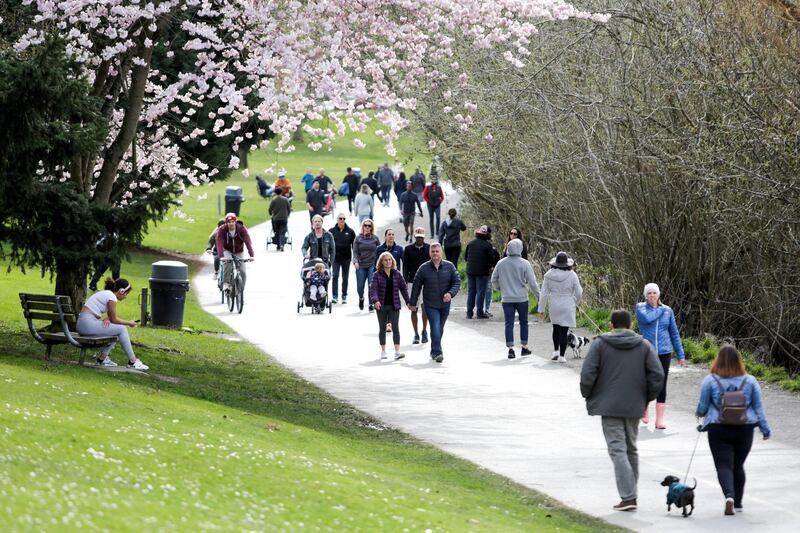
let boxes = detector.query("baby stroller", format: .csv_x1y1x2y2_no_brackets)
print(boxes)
297,258,332,314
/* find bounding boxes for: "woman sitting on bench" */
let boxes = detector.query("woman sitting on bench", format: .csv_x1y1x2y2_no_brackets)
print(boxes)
76,278,149,370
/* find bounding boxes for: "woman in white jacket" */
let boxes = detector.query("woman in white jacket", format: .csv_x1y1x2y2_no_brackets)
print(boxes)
538,251,583,363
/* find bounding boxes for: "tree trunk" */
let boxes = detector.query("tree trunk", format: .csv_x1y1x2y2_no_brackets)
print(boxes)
237,145,249,169
55,261,88,313
292,125,304,142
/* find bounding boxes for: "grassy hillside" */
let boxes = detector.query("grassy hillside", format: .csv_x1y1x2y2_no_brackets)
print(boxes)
142,120,432,254
0,252,622,532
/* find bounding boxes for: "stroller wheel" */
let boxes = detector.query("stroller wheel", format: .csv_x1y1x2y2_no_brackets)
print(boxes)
328,302,332,313
297,301,301,313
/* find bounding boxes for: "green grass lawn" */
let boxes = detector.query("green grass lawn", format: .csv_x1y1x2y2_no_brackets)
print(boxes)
142,119,432,254
0,252,623,531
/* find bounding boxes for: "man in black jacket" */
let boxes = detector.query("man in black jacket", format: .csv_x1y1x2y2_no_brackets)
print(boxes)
409,242,460,362
464,225,495,319
343,167,360,214
403,227,430,344
329,213,356,304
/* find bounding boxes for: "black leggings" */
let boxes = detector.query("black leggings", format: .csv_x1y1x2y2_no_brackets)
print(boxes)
708,424,755,506
444,246,461,267
656,354,671,403
377,307,400,346
552,324,569,356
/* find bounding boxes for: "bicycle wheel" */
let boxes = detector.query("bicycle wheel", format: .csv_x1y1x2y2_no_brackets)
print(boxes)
236,277,244,314
227,278,236,312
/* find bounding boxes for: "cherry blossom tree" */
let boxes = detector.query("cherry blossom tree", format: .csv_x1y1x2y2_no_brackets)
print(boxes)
3,0,608,304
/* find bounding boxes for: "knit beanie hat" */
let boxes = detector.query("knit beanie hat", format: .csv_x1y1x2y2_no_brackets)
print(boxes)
643,282,660,297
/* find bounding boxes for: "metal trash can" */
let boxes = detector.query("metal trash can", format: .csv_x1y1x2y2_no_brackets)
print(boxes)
224,186,245,216
149,260,190,328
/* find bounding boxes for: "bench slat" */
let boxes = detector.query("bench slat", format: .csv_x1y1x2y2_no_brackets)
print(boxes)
24,311,65,322
23,301,76,314
19,293,72,303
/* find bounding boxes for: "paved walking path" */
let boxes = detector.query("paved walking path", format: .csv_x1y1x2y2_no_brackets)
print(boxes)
197,192,799,532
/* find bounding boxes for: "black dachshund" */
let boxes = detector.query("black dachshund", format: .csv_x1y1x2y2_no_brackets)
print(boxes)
661,475,696,517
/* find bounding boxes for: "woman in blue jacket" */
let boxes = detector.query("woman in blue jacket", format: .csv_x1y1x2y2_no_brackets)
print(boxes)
635,282,685,429
696,345,770,515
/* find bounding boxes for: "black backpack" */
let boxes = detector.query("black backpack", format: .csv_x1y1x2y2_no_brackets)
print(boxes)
711,375,749,425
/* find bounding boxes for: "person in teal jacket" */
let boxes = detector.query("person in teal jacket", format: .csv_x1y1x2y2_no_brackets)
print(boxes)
635,282,684,429
695,345,771,515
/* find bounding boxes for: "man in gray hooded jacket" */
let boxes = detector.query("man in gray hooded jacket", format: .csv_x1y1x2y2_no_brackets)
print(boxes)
491,239,539,358
580,309,664,512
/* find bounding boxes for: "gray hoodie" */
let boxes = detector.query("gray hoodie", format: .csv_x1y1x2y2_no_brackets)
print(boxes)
579,329,664,418
491,240,540,303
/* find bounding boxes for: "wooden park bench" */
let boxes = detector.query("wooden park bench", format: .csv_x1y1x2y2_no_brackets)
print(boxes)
19,293,117,365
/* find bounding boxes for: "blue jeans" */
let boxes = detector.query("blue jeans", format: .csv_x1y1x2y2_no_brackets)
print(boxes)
502,301,529,346
426,305,450,355
485,278,493,312
355,265,375,301
466,274,489,317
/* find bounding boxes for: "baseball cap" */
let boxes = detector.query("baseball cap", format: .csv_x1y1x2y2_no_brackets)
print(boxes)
278,169,286,177
476,225,489,236
225,213,238,222
414,227,426,237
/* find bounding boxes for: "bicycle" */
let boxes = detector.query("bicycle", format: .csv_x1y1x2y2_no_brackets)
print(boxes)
219,257,252,313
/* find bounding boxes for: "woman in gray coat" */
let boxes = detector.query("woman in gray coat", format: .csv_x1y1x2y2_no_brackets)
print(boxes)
538,252,583,363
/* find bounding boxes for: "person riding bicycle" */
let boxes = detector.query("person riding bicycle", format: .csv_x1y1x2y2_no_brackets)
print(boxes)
206,218,226,279
216,213,255,292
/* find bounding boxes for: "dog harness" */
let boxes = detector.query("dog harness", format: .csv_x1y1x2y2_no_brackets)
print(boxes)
667,482,691,505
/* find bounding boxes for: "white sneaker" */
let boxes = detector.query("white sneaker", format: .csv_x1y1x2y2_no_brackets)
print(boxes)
380,352,388,360
97,356,117,367
394,352,405,360
558,356,567,363
551,350,559,361
127,359,149,371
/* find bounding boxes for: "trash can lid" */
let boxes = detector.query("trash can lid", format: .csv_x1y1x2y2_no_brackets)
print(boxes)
150,260,189,281
225,185,243,197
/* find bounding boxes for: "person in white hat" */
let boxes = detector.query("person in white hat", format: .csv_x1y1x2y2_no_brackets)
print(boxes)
402,227,430,344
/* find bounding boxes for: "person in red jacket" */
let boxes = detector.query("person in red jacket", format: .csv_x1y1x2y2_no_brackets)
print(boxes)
422,174,445,236
216,213,255,291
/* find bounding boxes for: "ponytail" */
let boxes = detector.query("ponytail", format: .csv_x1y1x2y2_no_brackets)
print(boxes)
104,278,132,294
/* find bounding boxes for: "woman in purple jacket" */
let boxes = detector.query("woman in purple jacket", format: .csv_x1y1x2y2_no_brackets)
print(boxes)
370,251,410,361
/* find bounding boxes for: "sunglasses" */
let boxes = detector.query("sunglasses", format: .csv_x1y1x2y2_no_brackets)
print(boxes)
363,224,372,227
510,232,518,236
338,217,346,220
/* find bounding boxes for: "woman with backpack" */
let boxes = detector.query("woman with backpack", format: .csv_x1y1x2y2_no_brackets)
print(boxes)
696,345,771,515
636,283,685,429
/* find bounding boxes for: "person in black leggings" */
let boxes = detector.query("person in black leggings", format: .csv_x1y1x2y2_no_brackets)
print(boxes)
696,345,771,515
538,252,583,363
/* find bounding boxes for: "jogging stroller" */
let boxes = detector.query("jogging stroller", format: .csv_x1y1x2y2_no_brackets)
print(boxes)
297,258,332,314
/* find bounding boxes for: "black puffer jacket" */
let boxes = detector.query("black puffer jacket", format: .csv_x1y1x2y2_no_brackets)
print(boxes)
464,234,496,276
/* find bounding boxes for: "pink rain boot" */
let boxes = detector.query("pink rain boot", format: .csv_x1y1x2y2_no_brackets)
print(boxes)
655,402,667,429
641,402,650,425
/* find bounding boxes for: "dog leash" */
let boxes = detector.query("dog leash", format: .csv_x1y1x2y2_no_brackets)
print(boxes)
577,306,602,333
683,428,702,484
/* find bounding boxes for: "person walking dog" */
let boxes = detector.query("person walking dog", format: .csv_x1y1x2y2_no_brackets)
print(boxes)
580,309,664,512
491,239,539,359
636,282,686,429
409,243,460,363
538,251,582,363
696,345,771,516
